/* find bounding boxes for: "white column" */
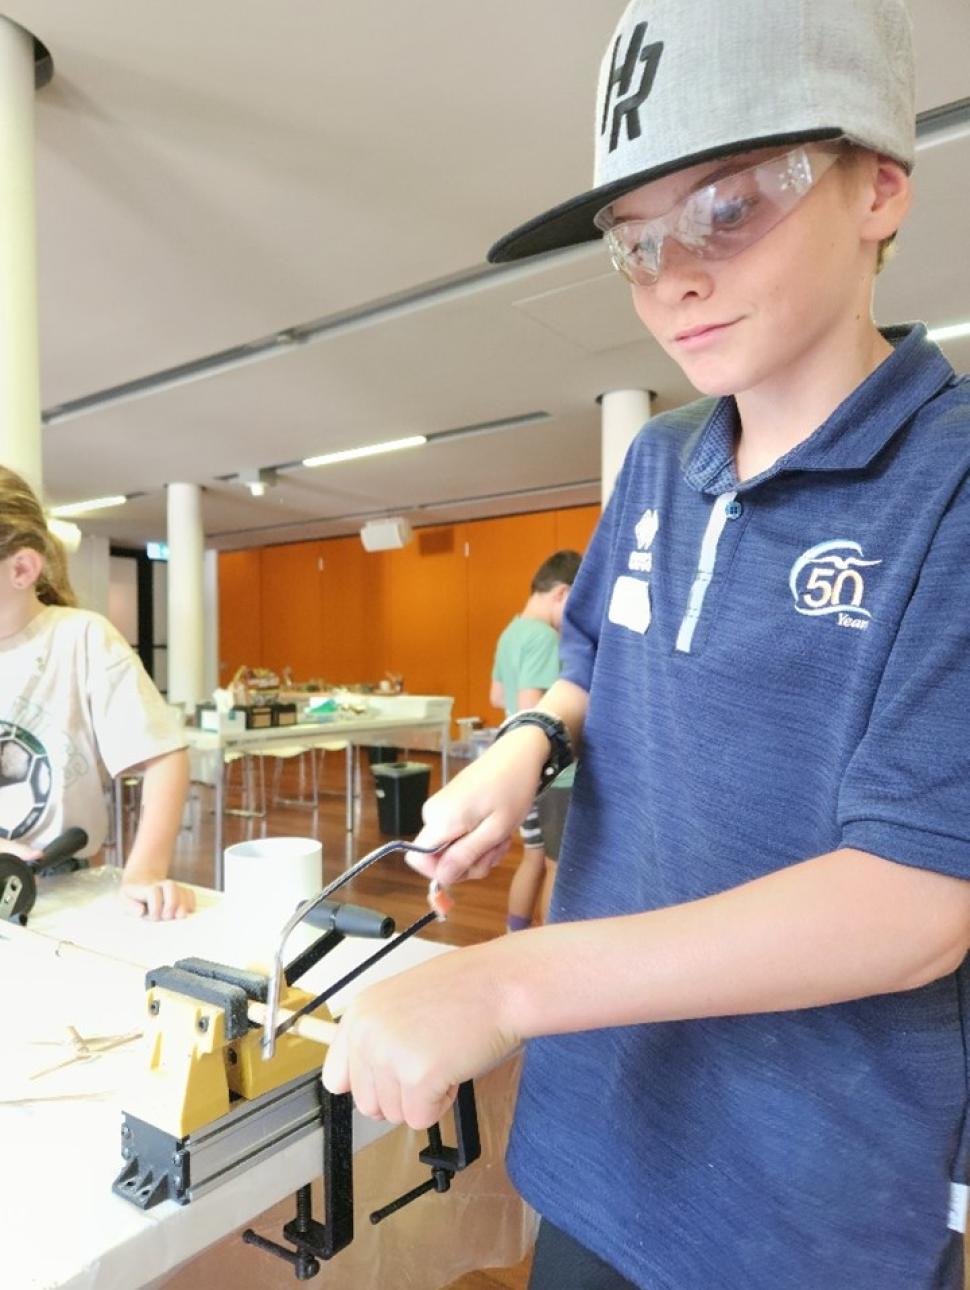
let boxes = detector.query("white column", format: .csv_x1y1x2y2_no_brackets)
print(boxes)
203,548,220,696
0,19,45,491
167,483,206,708
600,388,653,507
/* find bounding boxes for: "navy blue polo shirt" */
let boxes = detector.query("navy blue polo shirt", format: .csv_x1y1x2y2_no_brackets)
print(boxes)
507,325,970,1289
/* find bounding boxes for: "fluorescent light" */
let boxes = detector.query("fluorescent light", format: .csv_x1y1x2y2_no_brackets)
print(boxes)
45,517,82,552
49,494,127,517
302,435,426,469
928,321,970,344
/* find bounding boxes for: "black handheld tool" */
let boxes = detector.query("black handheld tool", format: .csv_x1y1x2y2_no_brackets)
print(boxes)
35,826,89,876
0,827,90,923
297,898,395,940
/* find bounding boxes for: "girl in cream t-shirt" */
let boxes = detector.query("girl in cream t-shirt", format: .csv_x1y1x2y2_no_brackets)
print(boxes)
0,466,195,920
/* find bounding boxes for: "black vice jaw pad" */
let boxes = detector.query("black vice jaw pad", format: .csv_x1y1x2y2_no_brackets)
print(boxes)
174,957,270,1003
144,965,250,1040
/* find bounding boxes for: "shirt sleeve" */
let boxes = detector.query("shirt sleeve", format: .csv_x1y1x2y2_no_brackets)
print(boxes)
838,474,970,880
83,617,187,778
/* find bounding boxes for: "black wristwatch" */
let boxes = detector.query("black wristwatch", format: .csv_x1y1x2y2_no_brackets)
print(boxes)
494,709,574,794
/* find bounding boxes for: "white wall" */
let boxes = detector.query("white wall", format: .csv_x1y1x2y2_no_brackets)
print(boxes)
67,533,110,615
108,555,138,645
203,548,219,698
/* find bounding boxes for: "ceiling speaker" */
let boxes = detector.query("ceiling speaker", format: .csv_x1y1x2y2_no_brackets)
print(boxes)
360,516,412,552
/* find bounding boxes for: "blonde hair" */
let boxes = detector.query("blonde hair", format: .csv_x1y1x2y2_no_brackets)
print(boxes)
875,234,896,275
0,465,77,607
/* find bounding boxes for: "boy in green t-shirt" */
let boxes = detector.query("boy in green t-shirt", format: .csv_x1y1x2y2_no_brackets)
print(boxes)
490,550,581,930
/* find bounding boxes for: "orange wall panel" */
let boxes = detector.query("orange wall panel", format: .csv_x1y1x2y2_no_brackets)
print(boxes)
380,526,469,718
217,550,262,685
259,541,325,679
465,511,559,725
319,537,385,684
554,503,601,554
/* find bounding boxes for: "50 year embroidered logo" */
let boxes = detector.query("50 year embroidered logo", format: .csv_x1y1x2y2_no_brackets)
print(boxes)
789,540,881,630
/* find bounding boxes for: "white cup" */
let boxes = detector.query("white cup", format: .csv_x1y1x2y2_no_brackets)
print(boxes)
223,836,323,968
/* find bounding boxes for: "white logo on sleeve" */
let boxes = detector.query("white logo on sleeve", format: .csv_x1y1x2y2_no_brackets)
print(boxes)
629,508,659,572
608,576,652,635
789,540,881,630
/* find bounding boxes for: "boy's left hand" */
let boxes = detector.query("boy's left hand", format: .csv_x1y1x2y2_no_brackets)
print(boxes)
322,941,521,1130
120,877,196,920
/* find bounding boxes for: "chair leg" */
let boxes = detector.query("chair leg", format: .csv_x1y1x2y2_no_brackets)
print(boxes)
273,750,320,809
309,750,319,808
225,755,267,819
104,784,116,850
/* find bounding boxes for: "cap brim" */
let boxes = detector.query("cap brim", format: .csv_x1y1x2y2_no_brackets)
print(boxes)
487,129,844,264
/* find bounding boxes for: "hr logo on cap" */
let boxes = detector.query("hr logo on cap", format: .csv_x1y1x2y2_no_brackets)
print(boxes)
601,21,665,153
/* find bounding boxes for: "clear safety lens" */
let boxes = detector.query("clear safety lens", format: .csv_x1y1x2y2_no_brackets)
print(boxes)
596,144,842,285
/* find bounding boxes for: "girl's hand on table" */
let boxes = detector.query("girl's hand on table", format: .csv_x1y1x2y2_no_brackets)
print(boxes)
120,876,197,920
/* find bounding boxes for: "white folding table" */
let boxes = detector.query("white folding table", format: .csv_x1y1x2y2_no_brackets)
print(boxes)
0,868,533,1290
185,700,452,887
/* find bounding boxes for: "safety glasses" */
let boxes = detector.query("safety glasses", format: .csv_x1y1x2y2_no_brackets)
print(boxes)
594,143,843,285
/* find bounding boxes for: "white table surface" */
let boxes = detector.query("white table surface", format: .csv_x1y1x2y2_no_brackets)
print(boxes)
184,708,453,877
184,711,448,751
0,868,531,1290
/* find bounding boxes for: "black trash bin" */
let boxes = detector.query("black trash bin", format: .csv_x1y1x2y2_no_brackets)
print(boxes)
365,745,401,766
372,761,431,836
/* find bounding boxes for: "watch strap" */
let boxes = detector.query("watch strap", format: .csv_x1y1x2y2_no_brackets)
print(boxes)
495,709,574,793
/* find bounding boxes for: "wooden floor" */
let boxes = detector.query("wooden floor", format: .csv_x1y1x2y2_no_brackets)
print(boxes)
167,748,532,1290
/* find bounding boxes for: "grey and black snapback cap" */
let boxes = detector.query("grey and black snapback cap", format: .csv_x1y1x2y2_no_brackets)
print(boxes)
488,0,915,264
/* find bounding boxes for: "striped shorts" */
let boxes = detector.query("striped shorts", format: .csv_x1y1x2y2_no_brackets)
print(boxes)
519,797,544,849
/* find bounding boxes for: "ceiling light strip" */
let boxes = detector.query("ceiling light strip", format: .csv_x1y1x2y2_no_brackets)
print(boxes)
302,435,426,469
49,494,127,517
218,413,551,483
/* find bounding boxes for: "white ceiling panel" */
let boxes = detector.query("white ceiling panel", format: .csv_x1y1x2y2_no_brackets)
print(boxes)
0,0,966,548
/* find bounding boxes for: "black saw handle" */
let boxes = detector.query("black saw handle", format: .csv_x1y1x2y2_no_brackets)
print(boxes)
33,826,89,876
297,897,395,939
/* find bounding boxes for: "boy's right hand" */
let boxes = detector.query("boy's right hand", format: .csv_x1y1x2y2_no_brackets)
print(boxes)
406,724,550,887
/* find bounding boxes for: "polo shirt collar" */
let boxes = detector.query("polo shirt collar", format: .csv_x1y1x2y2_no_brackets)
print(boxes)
683,324,956,495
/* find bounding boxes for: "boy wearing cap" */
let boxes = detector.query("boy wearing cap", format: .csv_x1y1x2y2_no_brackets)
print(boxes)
324,3,970,1287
